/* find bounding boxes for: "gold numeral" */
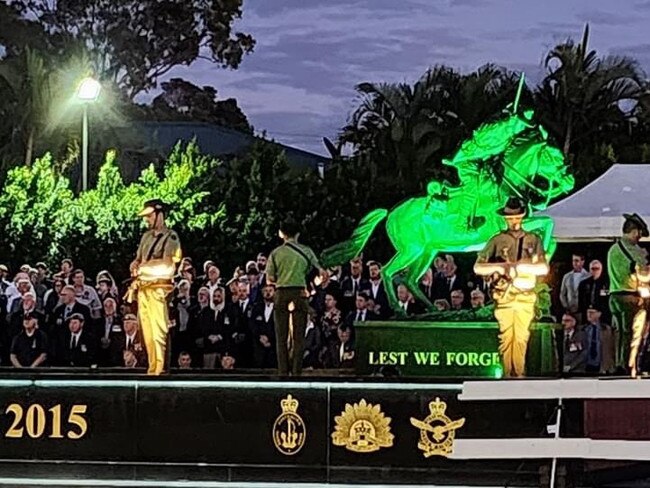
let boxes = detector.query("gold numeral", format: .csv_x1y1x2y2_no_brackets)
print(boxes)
49,405,63,439
25,404,46,438
67,405,88,440
4,404,88,440
5,404,23,438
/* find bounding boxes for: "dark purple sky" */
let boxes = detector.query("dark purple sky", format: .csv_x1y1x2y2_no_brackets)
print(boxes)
165,0,650,156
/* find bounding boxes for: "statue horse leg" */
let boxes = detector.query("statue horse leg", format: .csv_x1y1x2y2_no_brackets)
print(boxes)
404,250,438,312
522,215,557,259
381,246,422,317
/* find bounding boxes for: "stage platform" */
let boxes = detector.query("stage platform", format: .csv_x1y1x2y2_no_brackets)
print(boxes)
0,373,649,487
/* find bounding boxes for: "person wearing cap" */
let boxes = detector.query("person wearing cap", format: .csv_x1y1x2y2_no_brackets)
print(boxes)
583,303,615,375
59,259,74,281
49,285,91,338
267,218,326,376
8,290,45,340
55,313,97,367
109,313,147,368
607,213,650,376
128,199,182,375
474,197,548,378
10,315,48,368
96,270,119,300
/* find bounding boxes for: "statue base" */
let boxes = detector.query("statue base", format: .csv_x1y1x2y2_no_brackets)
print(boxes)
355,320,558,377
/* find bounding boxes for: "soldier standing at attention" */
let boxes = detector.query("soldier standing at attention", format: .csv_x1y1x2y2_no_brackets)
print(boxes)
474,198,548,377
607,213,650,377
267,219,325,376
127,199,182,375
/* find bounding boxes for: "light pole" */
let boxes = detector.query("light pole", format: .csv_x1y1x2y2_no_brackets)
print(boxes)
76,77,101,191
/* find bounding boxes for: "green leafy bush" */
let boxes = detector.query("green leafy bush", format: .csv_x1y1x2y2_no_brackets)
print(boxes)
0,141,221,275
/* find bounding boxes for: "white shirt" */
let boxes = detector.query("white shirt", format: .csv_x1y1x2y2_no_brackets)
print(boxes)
70,332,81,349
104,315,114,339
355,309,366,322
264,302,274,322
370,280,381,299
125,333,136,349
239,298,249,311
399,301,409,311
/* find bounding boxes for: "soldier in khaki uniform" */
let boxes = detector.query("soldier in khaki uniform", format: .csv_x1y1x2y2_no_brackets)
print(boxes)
474,198,548,377
127,199,182,375
266,219,325,376
607,213,650,377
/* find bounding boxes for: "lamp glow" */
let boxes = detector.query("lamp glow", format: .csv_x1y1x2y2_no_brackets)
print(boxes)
77,77,101,101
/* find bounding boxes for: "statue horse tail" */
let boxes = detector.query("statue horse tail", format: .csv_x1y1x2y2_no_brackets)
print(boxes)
320,208,388,268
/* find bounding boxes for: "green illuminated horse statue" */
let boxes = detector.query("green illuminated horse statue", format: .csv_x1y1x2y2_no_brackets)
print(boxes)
321,106,574,314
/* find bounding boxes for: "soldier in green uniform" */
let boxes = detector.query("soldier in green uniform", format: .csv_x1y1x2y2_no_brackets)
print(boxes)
127,199,182,375
474,198,548,377
607,213,650,377
267,219,325,376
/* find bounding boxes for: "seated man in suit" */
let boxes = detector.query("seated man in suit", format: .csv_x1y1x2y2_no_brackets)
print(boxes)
344,291,378,327
109,313,147,368
326,323,355,369
49,286,91,338
95,297,123,367
562,313,587,375
54,313,98,368
249,283,277,369
433,255,465,302
339,259,369,315
396,284,424,315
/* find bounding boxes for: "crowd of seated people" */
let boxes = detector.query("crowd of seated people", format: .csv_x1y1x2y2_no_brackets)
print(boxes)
0,252,493,372
8,249,636,376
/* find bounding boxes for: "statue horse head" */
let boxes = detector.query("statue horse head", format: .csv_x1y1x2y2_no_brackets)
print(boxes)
500,132,574,212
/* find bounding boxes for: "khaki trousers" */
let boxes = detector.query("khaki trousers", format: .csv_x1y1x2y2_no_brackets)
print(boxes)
274,287,308,376
610,294,646,373
138,284,172,375
494,289,537,377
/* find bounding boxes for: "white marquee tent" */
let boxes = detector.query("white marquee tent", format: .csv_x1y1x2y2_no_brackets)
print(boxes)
537,164,650,242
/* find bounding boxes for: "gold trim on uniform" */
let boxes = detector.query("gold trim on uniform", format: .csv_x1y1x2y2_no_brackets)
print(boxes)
273,395,306,455
331,399,394,453
410,397,465,458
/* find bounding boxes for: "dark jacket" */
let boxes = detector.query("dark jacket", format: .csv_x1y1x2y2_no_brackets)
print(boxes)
249,301,276,368
199,304,237,355
109,329,147,368
49,302,92,337
54,329,98,367
360,279,392,318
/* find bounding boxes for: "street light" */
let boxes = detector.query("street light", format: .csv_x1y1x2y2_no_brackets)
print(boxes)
76,77,101,191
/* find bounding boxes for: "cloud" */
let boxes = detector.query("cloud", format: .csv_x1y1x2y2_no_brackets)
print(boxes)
575,9,639,26
159,0,650,156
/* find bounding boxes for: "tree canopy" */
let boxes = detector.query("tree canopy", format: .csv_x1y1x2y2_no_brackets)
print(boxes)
6,0,255,99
